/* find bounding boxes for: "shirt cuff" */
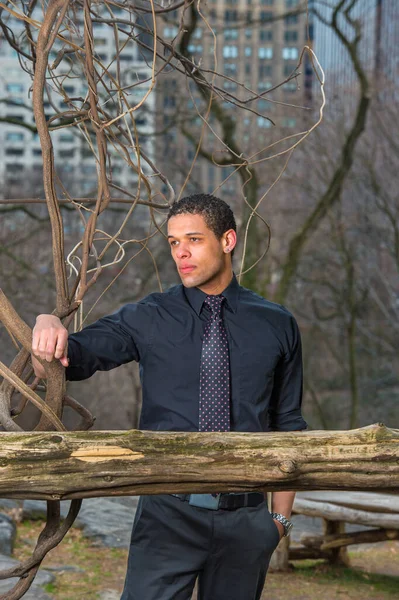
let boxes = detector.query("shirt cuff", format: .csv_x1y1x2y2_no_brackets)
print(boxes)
65,339,81,381
269,408,308,431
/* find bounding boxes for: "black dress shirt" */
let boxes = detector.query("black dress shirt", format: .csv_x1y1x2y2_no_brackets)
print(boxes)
66,275,307,433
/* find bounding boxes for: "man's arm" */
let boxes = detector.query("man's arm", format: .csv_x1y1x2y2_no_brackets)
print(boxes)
268,311,308,539
31,304,151,381
270,491,296,539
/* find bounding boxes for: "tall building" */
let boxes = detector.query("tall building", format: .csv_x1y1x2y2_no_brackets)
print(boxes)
155,0,311,202
0,6,155,199
311,0,399,109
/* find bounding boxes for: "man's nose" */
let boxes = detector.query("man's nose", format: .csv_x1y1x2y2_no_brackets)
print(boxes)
176,244,190,259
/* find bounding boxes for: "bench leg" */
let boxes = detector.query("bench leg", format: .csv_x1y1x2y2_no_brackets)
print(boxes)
324,520,350,566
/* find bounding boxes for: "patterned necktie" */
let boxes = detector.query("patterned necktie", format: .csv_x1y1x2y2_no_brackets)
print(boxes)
199,295,231,432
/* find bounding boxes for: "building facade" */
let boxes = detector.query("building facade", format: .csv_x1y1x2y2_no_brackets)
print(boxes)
0,6,155,199
155,0,311,201
311,0,399,110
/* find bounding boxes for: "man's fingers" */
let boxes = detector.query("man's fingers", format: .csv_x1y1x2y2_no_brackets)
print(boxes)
54,331,68,359
31,328,40,354
31,330,40,355
60,356,69,367
36,333,49,361
31,354,46,379
45,330,59,362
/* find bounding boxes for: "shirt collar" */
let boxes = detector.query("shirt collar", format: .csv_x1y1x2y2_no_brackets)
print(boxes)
184,273,240,316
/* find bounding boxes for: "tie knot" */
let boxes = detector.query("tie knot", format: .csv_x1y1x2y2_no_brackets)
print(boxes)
204,295,225,316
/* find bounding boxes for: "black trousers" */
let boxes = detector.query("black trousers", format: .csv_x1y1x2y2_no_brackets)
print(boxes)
120,494,280,600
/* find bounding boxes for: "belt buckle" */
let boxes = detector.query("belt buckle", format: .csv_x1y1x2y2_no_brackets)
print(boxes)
188,493,221,510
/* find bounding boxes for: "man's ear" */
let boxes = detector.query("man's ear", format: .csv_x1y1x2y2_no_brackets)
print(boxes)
223,229,237,253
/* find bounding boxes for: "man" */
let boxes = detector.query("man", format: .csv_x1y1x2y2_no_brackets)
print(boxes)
32,193,307,600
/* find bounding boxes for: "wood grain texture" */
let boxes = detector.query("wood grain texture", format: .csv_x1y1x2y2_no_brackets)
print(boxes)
0,423,397,500
295,490,399,513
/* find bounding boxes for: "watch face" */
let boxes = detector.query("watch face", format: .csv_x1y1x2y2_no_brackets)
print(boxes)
271,513,293,536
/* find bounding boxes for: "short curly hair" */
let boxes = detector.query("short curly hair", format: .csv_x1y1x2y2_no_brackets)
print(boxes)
167,194,236,239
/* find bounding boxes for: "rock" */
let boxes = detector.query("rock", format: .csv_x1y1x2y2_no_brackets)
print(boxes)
23,500,71,521
0,582,53,600
22,496,139,548
0,513,16,555
0,553,54,598
77,497,138,547
0,499,20,512
45,564,84,573
97,590,121,600
0,554,55,586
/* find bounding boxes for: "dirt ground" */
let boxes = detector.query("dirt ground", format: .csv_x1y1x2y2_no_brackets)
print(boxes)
13,520,399,599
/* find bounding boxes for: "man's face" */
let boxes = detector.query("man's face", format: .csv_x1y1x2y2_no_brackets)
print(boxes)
167,213,228,289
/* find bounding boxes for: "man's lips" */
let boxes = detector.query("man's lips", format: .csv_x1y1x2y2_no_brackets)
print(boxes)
179,266,196,274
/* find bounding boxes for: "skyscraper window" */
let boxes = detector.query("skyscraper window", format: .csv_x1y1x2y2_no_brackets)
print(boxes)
224,63,237,74
6,132,24,142
282,47,299,60
224,10,238,22
284,30,298,42
6,83,24,94
285,14,299,25
224,29,239,40
260,11,273,22
259,64,273,78
260,30,273,41
257,116,272,128
223,46,238,58
258,47,273,59
282,117,297,127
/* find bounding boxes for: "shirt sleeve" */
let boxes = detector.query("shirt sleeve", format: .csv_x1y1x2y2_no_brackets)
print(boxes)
268,312,308,432
66,302,154,381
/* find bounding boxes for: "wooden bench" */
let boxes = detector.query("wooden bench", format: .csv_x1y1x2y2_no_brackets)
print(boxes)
270,491,399,570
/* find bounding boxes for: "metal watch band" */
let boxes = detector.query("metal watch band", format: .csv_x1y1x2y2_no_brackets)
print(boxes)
270,512,293,537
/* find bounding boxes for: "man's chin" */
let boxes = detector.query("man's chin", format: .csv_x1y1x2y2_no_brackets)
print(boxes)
179,271,201,288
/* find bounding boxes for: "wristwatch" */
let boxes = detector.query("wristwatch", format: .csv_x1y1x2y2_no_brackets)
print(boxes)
270,512,293,537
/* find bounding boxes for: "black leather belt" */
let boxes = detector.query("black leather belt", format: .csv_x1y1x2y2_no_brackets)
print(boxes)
171,492,265,511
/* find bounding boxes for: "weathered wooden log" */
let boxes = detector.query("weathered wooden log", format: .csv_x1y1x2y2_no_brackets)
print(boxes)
296,490,399,513
288,547,335,560
269,536,290,571
0,423,397,500
289,528,399,562
323,520,350,565
292,498,399,529
300,527,399,550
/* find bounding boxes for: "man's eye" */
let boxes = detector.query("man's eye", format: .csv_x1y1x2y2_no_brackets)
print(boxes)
190,237,200,242
170,241,178,247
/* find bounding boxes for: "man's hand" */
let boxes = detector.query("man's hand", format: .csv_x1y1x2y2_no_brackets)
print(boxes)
31,315,69,378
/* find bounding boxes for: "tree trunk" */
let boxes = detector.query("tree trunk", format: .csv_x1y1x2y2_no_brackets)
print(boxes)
0,423,397,500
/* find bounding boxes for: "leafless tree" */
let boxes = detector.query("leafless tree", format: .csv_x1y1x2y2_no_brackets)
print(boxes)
0,0,383,595
0,0,326,595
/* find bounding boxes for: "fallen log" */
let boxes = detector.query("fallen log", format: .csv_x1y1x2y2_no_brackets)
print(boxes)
289,528,399,562
0,423,397,500
288,547,337,561
292,498,399,529
300,528,399,550
295,490,399,513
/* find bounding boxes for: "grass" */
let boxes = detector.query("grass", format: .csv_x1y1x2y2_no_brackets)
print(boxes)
14,519,127,599
294,561,399,597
